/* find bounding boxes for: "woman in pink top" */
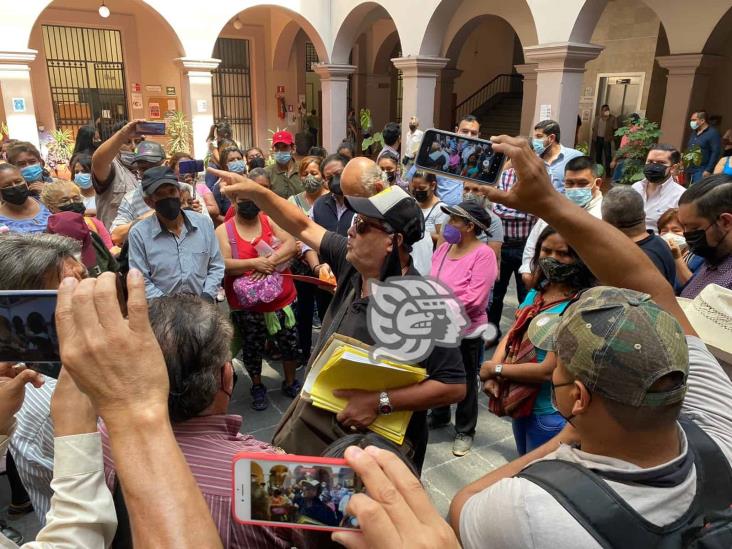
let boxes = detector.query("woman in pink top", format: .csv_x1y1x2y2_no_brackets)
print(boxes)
429,201,498,456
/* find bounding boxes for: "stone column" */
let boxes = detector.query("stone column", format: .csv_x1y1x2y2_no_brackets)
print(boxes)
436,68,462,130
523,43,603,146
656,54,722,150
313,63,356,154
391,56,449,147
514,63,538,137
176,57,220,159
0,50,40,147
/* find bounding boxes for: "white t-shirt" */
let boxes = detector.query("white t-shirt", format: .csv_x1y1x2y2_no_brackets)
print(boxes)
519,193,603,274
459,336,732,548
421,202,448,238
410,232,434,276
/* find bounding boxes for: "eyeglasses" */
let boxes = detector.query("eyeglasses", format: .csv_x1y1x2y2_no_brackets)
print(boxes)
550,380,574,408
353,215,393,235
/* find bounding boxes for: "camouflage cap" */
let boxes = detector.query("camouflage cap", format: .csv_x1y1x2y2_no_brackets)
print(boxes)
545,286,689,407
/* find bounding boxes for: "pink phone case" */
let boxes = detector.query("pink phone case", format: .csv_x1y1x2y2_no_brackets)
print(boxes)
231,452,361,533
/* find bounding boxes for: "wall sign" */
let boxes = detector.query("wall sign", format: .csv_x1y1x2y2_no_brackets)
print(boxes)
145,85,162,93
196,99,208,113
12,98,25,113
148,102,161,119
166,86,176,96
132,83,141,92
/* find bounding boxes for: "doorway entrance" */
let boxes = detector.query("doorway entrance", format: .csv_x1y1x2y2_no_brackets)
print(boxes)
594,73,645,125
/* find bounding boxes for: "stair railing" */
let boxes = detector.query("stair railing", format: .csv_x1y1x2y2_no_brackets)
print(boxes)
453,73,523,125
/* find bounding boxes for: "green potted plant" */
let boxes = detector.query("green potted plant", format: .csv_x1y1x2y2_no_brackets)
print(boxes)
48,128,74,179
166,111,192,155
360,108,384,157
613,116,661,184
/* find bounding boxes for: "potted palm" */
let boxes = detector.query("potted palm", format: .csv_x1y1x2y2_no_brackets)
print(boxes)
166,111,192,155
47,128,74,179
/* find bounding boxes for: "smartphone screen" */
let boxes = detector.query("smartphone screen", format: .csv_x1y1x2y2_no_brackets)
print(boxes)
136,121,166,135
233,453,364,532
0,291,61,375
178,159,205,174
415,129,505,185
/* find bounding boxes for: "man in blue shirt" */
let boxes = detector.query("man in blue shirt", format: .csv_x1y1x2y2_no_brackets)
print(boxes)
532,119,583,193
686,110,722,185
128,166,224,301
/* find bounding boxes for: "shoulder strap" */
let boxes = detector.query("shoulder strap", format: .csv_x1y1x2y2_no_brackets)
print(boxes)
518,459,660,548
225,220,239,259
308,287,356,368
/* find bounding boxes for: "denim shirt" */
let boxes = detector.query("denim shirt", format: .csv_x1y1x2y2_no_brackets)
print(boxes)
127,210,224,300
546,146,583,193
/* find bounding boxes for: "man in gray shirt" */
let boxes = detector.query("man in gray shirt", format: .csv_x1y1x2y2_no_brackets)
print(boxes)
128,166,224,301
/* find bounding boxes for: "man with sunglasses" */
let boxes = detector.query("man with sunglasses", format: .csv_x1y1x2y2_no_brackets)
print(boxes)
209,166,466,471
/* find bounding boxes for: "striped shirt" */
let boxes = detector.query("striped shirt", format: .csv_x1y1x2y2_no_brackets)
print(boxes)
492,168,537,241
99,415,299,548
10,378,57,524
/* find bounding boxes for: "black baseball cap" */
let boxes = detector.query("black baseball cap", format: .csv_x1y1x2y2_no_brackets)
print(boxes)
346,186,425,245
141,166,179,197
441,201,492,232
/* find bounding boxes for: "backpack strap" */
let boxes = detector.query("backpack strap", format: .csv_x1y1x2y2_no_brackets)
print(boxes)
225,220,239,259
518,459,660,548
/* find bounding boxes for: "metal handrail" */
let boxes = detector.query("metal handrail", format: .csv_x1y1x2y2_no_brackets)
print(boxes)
454,73,523,123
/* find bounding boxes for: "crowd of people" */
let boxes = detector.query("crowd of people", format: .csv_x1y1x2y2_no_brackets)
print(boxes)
0,102,730,548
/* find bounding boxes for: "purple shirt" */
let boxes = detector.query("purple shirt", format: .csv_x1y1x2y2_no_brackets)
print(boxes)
430,243,498,334
681,254,732,299
100,415,300,548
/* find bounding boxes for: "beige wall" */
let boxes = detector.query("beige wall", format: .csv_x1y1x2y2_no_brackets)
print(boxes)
451,17,517,104
704,33,732,135
576,0,662,146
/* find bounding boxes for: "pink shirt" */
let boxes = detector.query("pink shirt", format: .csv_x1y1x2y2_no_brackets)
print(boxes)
85,217,114,249
430,242,497,334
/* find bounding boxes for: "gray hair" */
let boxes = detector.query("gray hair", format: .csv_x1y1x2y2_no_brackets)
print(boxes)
178,182,193,196
0,232,81,290
601,186,646,231
362,162,386,194
147,295,233,423
248,167,269,182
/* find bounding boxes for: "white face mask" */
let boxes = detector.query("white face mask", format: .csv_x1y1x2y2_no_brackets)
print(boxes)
662,232,687,250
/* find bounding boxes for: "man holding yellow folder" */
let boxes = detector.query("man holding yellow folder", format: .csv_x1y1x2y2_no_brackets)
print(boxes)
209,159,466,471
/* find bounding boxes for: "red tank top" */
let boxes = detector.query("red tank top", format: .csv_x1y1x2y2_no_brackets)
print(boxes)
223,213,296,312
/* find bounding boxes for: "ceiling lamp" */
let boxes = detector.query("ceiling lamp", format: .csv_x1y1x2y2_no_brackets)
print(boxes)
99,2,110,18
233,18,243,30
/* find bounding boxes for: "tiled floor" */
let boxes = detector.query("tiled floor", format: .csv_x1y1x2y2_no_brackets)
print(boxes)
1,282,522,542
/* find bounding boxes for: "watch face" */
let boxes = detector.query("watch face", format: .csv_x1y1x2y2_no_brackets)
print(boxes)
379,404,392,414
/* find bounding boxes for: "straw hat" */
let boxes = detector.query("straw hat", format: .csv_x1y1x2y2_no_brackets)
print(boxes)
677,284,732,365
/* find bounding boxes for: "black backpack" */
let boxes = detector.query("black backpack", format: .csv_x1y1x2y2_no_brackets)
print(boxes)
518,418,732,548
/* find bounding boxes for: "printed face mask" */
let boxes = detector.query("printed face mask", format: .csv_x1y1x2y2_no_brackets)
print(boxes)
538,257,582,283
303,174,322,193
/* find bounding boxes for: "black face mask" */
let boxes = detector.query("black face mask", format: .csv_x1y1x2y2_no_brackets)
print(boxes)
386,171,396,184
248,157,266,170
539,257,582,283
237,200,260,220
329,175,343,196
643,163,669,184
154,197,181,221
1,183,30,205
413,189,429,203
684,223,727,263
58,201,86,215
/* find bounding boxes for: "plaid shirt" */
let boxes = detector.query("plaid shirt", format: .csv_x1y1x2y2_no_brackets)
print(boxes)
492,168,536,241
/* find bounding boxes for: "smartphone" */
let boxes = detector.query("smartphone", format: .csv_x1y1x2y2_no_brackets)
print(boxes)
136,121,166,135
178,159,204,174
415,129,505,185
0,290,60,377
232,452,364,532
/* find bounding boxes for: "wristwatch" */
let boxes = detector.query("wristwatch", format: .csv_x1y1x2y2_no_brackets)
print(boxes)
494,363,504,376
378,391,393,415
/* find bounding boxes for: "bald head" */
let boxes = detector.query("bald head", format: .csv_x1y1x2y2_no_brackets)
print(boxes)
340,157,387,198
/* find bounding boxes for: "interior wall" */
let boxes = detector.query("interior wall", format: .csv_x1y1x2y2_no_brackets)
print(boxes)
451,17,518,104
704,32,732,134
577,0,661,145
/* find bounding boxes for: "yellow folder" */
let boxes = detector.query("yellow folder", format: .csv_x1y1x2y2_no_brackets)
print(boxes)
303,334,427,445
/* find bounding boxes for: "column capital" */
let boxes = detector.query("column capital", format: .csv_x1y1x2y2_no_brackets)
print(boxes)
312,63,356,80
0,50,37,71
175,57,221,72
656,54,722,76
514,63,538,81
523,42,603,73
391,56,449,76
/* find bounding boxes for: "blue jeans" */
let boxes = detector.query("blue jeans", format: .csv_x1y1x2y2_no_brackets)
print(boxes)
687,167,705,185
512,412,566,455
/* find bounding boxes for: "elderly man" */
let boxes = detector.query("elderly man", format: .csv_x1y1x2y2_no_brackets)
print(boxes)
127,166,224,301
602,186,677,285
210,165,466,471
342,157,434,275
99,295,299,548
403,116,424,168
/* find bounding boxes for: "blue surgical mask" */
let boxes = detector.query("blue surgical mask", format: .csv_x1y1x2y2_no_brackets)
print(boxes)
274,151,292,165
690,121,699,131
74,172,93,189
565,187,593,207
227,159,246,174
20,164,43,183
532,138,548,156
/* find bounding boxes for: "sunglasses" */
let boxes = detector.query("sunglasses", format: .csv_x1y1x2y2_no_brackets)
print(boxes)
353,215,394,236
